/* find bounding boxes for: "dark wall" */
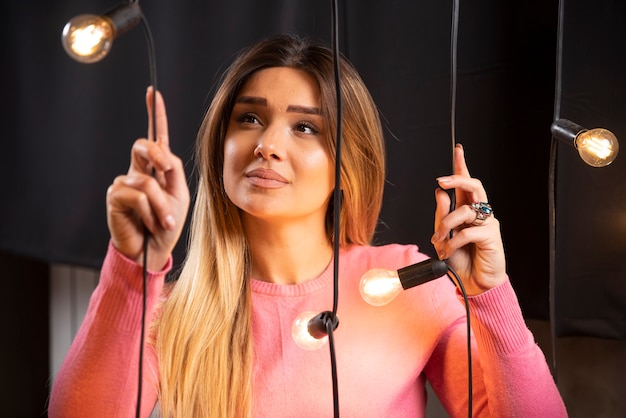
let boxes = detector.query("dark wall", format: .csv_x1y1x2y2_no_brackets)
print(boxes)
2,0,560,319
2,0,625,340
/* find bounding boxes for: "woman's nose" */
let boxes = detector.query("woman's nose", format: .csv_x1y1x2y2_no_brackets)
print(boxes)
254,125,285,160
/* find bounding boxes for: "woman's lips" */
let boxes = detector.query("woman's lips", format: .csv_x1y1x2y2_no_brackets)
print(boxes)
246,168,289,188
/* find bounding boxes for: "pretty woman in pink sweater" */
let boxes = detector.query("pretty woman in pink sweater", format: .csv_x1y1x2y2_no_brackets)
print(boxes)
49,34,567,417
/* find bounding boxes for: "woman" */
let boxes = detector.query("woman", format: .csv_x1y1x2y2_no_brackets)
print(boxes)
49,33,567,417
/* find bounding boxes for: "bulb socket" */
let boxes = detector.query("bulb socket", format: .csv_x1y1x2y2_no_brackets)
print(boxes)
307,311,339,339
551,119,587,147
104,2,142,38
398,258,448,290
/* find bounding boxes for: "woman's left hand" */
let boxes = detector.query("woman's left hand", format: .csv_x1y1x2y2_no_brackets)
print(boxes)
431,143,506,295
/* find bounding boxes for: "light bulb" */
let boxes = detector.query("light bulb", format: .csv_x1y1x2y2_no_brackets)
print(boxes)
575,128,619,167
359,268,403,306
62,14,115,63
359,259,448,306
551,119,619,167
292,311,329,350
61,2,142,64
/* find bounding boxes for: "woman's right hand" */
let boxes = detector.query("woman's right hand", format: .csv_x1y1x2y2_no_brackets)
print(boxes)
106,87,190,271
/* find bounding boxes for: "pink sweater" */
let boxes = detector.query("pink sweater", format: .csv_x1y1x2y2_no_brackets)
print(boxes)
49,242,567,417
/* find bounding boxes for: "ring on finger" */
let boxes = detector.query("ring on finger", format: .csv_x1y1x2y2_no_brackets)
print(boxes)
470,202,493,225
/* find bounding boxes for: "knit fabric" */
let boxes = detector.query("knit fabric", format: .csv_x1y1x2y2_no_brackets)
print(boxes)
49,242,567,417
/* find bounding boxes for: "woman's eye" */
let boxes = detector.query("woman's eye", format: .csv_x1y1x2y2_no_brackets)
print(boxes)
238,113,260,125
295,122,319,135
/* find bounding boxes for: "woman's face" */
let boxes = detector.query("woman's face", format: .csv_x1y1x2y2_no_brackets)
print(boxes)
223,67,335,226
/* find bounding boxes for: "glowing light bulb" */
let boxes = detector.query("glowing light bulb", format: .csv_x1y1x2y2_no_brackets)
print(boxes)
359,268,403,306
551,119,619,167
62,14,115,63
359,259,448,306
575,128,619,167
61,2,142,64
292,311,329,350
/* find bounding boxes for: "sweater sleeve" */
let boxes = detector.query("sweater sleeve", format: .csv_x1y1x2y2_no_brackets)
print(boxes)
48,242,170,418
426,279,567,417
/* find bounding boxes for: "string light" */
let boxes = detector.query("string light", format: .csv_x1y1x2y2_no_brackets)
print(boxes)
61,2,142,63
60,2,155,416
292,311,338,350
551,119,619,168
290,0,342,353
359,259,448,306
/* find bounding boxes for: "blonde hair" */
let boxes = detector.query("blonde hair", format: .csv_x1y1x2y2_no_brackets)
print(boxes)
155,33,386,416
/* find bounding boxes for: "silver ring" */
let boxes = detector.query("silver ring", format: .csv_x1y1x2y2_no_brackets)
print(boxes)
470,202,493,225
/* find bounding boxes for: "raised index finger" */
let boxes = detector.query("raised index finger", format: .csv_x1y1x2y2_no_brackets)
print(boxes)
146,86,170,148
454,143,471,177
441,143,488,204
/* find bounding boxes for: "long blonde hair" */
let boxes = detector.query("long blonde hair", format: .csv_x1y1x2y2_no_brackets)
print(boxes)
155,33,386,417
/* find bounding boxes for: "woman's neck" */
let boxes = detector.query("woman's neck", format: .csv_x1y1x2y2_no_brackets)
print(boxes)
243,217,333,285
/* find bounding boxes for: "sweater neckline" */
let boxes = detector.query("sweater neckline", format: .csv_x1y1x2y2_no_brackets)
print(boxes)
250,255,336,297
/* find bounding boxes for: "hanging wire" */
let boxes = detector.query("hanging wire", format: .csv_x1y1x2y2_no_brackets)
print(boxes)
136,8,158,418
548,0,566,383
330,0,342,324
450,0,459,176
449,1,473,414
446,266,473,418
448,0,459,215
328,0,342,415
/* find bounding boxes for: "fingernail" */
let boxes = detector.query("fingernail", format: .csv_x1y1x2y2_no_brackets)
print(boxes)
431,232,440,244
438,250,447,260
164,214,176,229
437,176,452,184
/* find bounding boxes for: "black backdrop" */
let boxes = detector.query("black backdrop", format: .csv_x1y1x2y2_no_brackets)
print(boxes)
554,1,626,339
2,0,625,339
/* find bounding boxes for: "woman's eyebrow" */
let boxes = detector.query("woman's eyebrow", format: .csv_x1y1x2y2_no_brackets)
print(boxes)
286,105,321,115
236,96,320,115
235,96,266,106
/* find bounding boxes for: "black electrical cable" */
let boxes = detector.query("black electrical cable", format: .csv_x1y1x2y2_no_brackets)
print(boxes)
330,0,342,321
448,1,474,415
548,0,566,383
326,317,340,418
445,265,473,418
450,0,459,181
447,0,459,217
135,5,158,418
327,0,342,416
